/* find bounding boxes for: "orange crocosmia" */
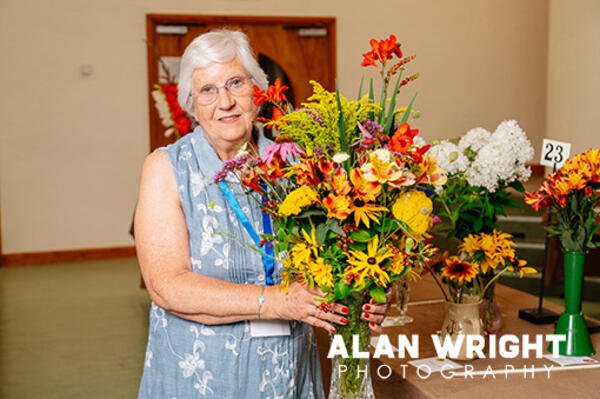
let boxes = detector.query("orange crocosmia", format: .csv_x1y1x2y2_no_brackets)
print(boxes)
389,122,418,154
330,169,352,196
360,51,378,69
242,170,263,195
349,168,381,202
267,78,288,103
271,106,285,122
322,194,351,220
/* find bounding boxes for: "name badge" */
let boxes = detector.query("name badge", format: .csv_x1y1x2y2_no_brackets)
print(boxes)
250,319,291,337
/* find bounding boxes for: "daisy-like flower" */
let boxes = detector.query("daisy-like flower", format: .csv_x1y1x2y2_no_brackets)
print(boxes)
441,256,479,284
291,228,322,266
508,259,537,278
346,236,393,289
349,198,387,228
391,190,433,238
263,136,306,164
278,186,319,216
322,194,351,220
333,152,350,164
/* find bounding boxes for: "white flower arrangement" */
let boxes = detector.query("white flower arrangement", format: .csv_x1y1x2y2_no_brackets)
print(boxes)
430,120,534,192
151,87,175,138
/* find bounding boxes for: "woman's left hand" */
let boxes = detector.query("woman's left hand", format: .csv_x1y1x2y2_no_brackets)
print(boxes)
360,289,394,333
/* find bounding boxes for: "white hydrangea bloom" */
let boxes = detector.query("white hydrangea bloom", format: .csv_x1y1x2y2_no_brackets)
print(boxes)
428,140,469,174
458,127,491,153
464,120,534,192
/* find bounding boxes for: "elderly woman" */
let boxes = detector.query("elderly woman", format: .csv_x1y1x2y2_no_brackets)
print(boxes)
135,30,389,398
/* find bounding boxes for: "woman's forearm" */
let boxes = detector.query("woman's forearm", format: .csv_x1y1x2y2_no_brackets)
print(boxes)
149,270,284,323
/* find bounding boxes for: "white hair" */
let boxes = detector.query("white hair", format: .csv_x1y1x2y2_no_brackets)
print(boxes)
177,29,268,115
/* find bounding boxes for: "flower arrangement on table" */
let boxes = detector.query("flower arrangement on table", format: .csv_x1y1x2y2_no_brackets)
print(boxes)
214,35,444,399
524,149,600,356
524,149,600,252
147,42,194,139
430,229,535,304
428,121,534,240
426,121,534,332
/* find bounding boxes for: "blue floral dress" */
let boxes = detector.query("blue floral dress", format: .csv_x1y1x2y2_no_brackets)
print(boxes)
138,126,325,399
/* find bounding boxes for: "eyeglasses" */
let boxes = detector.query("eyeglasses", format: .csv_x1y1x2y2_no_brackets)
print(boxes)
191,76,254,105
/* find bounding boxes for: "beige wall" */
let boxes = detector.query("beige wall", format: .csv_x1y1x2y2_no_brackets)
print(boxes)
0,0,549,253
547,0,600,155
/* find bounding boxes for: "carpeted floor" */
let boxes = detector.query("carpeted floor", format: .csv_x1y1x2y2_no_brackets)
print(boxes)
0,258,150,398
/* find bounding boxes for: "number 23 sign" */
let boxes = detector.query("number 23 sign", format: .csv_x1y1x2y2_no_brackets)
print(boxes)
541,138,571,169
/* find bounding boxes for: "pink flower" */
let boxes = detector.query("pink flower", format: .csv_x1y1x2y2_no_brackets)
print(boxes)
263,137,306,164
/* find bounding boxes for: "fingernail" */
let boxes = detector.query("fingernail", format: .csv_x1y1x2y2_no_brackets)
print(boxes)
370,299,375,304
330,327,336,333
369,322,375,327
364,304,371,311
341,307,349,314
323,308,329,313
341,318,348,324
363,313,369,319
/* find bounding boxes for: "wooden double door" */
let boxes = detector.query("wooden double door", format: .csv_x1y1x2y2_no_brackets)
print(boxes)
146,14,336,151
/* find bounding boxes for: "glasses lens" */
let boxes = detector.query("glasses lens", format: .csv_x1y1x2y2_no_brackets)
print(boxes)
198,87,217,105
227,77,250,95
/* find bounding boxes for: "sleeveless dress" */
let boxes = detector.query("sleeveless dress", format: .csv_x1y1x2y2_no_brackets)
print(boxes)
138,126,325,399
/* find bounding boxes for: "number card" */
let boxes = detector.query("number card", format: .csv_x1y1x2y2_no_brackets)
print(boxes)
541,139,571,169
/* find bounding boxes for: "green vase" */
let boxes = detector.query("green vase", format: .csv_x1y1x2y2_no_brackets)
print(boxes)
549,251,595,356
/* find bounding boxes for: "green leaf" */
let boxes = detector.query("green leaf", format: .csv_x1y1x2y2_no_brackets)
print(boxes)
315,223,329,245
369,285,387,303
504,198,522,209
349,229,373,243
474,217,483,232
367,79,375,121
297,209,325,218
328,219,345,236
509,181,525,193
348,242,367,252
382,71,403,135
357,75,365,100
334,279,352,300
400,92,418,124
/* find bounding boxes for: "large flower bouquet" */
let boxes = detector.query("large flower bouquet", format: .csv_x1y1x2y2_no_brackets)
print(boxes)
429,121,534,239
524,149,600,251
215,35,444,398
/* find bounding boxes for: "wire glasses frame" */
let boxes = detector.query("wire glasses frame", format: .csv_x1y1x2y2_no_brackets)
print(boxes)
190,75,254,105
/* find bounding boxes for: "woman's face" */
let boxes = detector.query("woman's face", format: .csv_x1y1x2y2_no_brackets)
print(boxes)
191,59,258,154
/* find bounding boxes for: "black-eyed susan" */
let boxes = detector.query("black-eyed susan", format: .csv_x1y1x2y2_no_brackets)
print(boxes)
349,197,388,228
441,256,479,284
346,236,393,288
508,259,537,278
290,228,322,266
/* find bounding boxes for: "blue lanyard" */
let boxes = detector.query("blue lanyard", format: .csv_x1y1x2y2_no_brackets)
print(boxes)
217,181,275,285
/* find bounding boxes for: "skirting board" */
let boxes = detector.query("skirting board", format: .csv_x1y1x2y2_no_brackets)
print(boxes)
1,246,136,267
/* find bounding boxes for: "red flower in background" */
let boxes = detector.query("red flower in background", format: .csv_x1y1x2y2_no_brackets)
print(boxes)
361,34,403,69
253,85,270,106
267,78,288,103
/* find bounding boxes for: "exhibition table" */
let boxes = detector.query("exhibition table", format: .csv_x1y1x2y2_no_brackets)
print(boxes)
368,276,600,398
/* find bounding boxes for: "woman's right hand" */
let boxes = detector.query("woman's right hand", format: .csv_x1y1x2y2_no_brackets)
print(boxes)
270,282,350,333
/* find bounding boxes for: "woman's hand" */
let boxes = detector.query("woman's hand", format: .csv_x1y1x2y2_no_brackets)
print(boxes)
360,289,394,333
271,282,350,334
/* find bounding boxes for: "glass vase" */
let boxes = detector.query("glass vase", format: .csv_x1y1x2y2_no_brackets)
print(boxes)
382,277,413,327
479,276,503,334
328,291,374,399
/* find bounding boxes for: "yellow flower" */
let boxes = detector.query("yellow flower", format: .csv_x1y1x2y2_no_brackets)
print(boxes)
391,190,433,238
291,228,321,265
346,236,393,289
279,186,319,216
322,194,351,220
360,150,405,185
349,198,387,228
308,257,334,289
508,259,536,278
389,254,407,274
349,168,381,202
